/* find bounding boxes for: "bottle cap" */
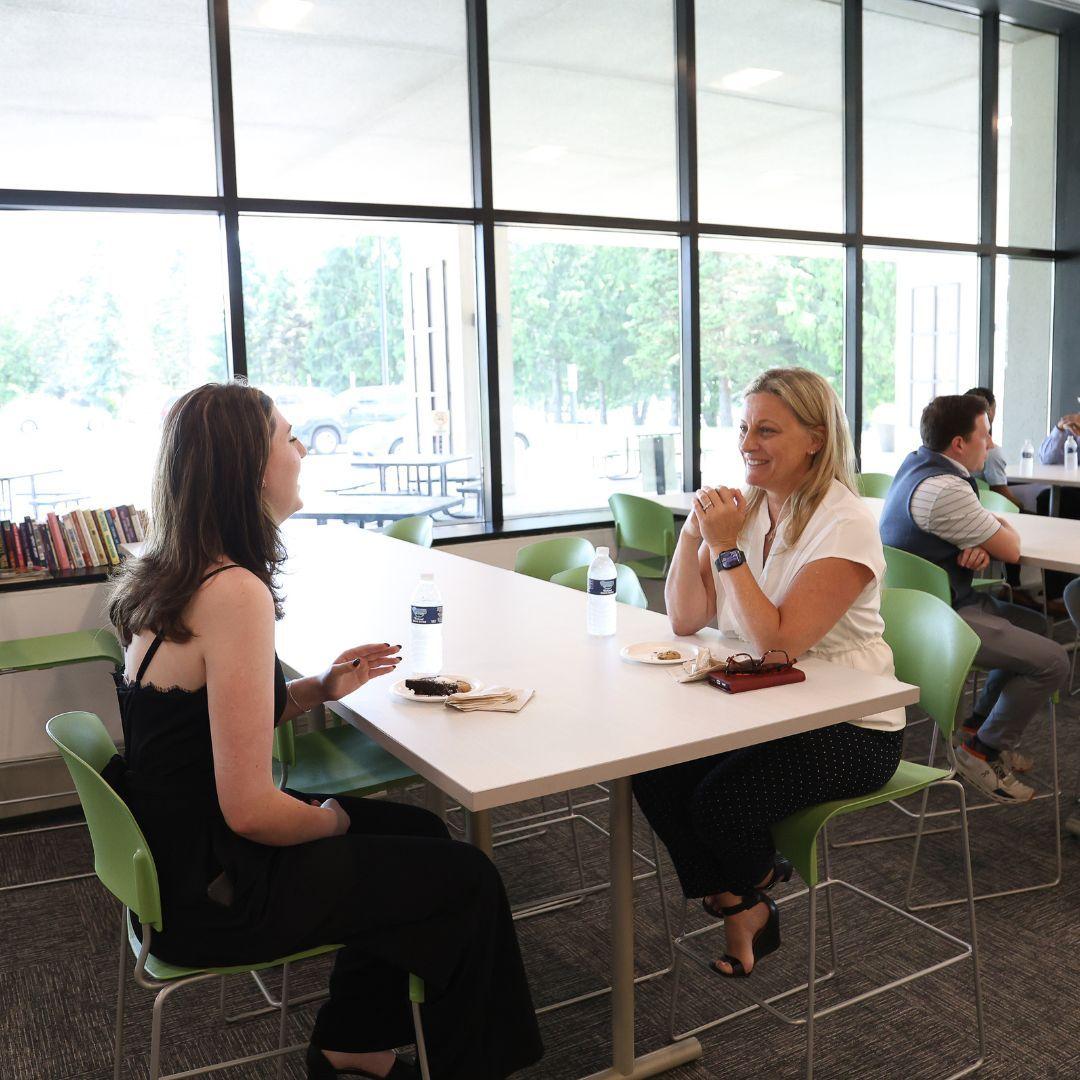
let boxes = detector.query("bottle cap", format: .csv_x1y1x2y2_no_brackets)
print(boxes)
597,546,609,557
420,572,434,581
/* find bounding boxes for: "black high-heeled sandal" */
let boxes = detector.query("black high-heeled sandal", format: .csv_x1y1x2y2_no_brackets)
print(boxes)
306,1042,420,1080
710,888,781,979
701,854,792,920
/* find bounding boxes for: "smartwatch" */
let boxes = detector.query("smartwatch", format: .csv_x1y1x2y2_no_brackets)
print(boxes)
714,548,746,572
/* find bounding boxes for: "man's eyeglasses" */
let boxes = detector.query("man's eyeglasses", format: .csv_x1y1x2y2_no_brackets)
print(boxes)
723,649,794,676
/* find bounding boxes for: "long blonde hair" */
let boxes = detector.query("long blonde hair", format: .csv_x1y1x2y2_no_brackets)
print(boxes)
737,368,857,547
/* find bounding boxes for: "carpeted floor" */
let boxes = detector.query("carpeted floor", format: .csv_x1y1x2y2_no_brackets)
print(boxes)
3,683,1079,1079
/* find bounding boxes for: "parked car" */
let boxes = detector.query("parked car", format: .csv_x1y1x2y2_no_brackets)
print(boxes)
0,392,111,442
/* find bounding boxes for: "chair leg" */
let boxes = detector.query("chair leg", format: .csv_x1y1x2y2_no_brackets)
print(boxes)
665,901,690,1042
804,884,817,1080
412,1000,431,1080
951,779,988,1074
114,908,129,1080
820,827,839,974
565,791,587,893
277,963,291,1080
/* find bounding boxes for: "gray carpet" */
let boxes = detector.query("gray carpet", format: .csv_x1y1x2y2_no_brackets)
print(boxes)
3,686,1079,1079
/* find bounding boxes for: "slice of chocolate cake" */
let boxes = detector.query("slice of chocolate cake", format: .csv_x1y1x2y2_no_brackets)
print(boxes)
405,676,463,696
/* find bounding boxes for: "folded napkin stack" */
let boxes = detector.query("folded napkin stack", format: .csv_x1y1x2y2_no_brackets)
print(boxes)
445,686,535,713
674,647,726,684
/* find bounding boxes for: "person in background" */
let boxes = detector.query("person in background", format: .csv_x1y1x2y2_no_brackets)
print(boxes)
1039,410,1080,467
878,394,1068,804
964,387,1020,509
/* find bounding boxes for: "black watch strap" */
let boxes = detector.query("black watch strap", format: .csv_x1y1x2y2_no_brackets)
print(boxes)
714,548,746,572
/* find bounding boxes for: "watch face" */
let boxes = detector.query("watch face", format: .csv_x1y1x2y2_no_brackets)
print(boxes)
717,548,745,570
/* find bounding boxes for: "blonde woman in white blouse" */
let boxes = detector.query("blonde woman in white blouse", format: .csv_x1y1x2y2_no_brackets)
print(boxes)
633,367,904,980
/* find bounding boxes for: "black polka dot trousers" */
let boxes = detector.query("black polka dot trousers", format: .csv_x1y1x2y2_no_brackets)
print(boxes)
633,722,904,898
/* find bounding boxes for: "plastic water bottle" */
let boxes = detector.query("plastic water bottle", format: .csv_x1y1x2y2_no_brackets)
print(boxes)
587,547,618,637
1020,439,1035,477
409,573,443,675
1066,435,1078,472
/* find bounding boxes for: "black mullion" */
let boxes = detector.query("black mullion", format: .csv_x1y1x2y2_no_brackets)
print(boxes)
675,0,700,493
208,0,246,378
978,13,999,390
843,0,863,464
235,197,482,224
467,0,502,531
0,190,223,212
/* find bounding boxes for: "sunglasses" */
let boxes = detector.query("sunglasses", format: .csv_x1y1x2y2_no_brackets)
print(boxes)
723,649,794,676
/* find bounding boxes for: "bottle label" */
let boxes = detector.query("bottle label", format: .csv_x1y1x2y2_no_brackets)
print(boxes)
588,577,617,596
411,605,443,625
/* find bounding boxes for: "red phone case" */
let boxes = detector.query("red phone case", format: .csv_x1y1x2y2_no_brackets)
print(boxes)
706,667,806,694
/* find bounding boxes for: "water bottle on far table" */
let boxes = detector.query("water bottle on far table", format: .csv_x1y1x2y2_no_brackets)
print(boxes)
1020,439,1035,477
409,573,443,675
1066,434,1078,472
587,547,618,637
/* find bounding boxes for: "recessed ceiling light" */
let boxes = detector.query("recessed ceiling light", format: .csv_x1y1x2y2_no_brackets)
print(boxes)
258,0,313,31
520,144,567,164
712,68,783,93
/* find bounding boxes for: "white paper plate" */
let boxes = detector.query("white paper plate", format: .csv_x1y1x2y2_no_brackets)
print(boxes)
619,642,696,666
390,675,483,703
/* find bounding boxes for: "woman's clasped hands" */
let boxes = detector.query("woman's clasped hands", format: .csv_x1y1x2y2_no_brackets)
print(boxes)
690,485,748,551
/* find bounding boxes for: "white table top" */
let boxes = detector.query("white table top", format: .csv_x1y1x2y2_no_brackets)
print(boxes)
862,496,1080,575
275,523,918,812
1005,463,1080,487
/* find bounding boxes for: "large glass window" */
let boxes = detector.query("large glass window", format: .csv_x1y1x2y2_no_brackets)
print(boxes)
498,227,681,518
993,258,1053,464
0,211,228,518
863,0,981,242
696,0,843,232
229,1,473,206
860,248,979,473
240,216,484,521
699,239,845,484
0,1,216,194
998,25,1058,250
489,1,678,219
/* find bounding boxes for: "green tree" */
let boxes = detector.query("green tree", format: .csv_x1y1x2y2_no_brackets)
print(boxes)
244,265,312,387
0,320,39,405
306,237,404,392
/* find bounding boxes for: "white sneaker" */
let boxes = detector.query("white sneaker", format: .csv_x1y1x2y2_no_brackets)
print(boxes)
1001,747,1035,775
954,744,1036,804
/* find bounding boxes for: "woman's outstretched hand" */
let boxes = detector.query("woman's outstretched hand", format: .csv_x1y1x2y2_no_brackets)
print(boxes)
319,643,402,702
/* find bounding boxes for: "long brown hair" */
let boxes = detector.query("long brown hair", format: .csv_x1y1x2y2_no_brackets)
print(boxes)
738,367,858,548
107,380,286,645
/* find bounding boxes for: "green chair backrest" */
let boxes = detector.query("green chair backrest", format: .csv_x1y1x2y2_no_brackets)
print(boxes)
514,536,595,581
856,472,893,498
880,588,980,739
549,563,649,609
979,489,1017,514
608,493,675,562
46,711,163,930
382,514,433,547
883,545,951,608
273,717,297,768
975,477,990,492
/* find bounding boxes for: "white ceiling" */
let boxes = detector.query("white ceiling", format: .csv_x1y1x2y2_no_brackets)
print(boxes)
0,0,1058,243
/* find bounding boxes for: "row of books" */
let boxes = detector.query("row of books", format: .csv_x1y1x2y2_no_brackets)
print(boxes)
0,505,147,577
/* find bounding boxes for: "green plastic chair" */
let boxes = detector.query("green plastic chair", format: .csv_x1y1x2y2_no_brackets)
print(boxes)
46,710,431,1080
978,489,1018,515
669,588,986,1077
513,536,595,581
608,493,676,580
0,628,123,893
975,477,990,492
273,715,418,797
883,545,951,607
382,514,433,547
549,562,649,609
855,472,893,498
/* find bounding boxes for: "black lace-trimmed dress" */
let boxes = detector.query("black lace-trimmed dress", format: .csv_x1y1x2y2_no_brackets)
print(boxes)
107,565,542,1080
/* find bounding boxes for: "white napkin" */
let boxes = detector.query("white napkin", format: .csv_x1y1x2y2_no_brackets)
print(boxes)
445,686,535,713
673,647,727,684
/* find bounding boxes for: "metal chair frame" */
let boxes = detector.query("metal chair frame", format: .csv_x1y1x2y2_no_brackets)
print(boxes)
668,784,986,1080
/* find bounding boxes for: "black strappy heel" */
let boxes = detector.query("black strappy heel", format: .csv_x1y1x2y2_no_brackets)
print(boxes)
701,854,792,921
710,888,781,979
